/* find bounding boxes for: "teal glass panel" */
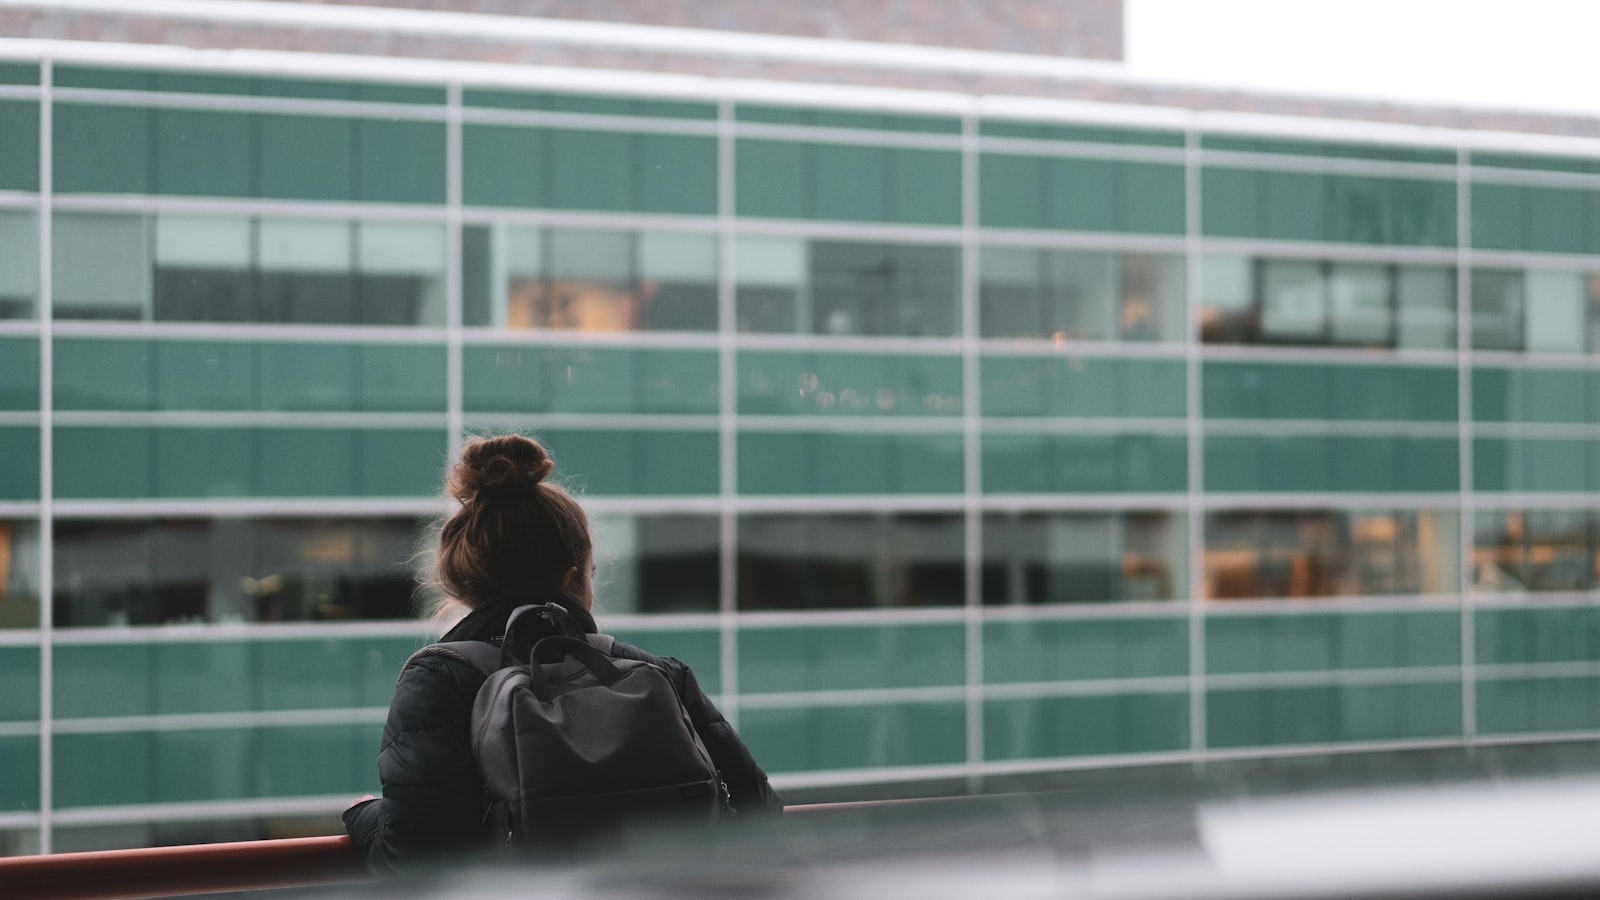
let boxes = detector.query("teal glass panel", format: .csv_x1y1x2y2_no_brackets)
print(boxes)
1201,362,1267,419
1261,170,1325,243
0,101,39,191
53,338,152,410
351,83,446,105
461,345,544,413
1476,606,1600,666
1043,157,1110,232
154,641,252,715
637,349,720,415
0,735,38,811
257,343,356,411
545,128,634,212
154,339,255,410
738,431,962,495
1477,676,1600,734
54,426,153,499
741,105,961,134
53,643,154,718
1118,161,1186,234
1472,368,1511,422
466,89,715,120
737,350,962,417
736,432,807,495
462,124,544,208
1472,152,1600,176
544,346,636,414
0,337,39,410
54,731,154,806
978,153,1045,229
1472,438,1511,492
54,66,152,90
257,428,355,497
606,629,720,694
739,622,965,693
0,62,38,85
1515,439,1589,492
1399,438,1461,492
739,702,966,773
355,637,434,708
1196,362,1457,423
813,143,889,222
0,427,39,500
258,114,354,201
256,723,376,797
985,692,1189,759
1396,366,1459,422
151,726,254,804
984,617,1188,682
153,427,253,498
154,109,252,197
258,639,363,710
1519,369,1588,424
1206,610,1460,675
357,428,446,497
1120,433,1188,492
149,71,256,96
1200,168,1261,238
0,646,39,721
356,119,446,204
1470,183,1524,251
982,120,1184,147
53,105,152,194
735,139,808,219
534,429,718,496
1202,435,1260,492
889,148,962,225
982,433,1186,494
1202,135,1455,165
358,344,447,412
1328,175,1455,247
1522,185,1591,254
1207,682,1461,748
1204,436,1456,492
636,133,718,215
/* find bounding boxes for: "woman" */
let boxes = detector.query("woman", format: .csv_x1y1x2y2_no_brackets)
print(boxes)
344,435,781,875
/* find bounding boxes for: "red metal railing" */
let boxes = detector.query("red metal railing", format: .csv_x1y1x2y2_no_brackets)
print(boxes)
0,834,370,900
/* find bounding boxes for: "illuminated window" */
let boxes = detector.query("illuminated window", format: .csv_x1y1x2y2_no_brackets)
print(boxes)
1204,509,1459,600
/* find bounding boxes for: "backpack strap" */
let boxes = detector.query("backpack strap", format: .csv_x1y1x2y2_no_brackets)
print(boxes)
586,633,616,654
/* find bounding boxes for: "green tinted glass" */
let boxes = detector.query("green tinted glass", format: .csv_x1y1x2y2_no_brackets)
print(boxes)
738,431,963,495
1207,682,1461,748
739,623,965,693
0,427,39,500
739,702,966,772
0,337,39,410
1203,135,1454,165
0,735,38,811
1206,610,1460,674
1476,606,1600,666
0,101,39,191
0,646,39,721
984,617,1188,682
53,105,153,194
532,429,718,495
981,120,1184,147
985,693,1189,759
1477,676,1600,734
357,120,446,204
154,109,252,197
54,426,153,499
258,114,355,201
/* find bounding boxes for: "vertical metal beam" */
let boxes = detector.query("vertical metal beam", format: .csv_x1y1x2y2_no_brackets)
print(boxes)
36,56,54,856
444,82,464,463
1456,146,1477,750
960,108,984,794
1184,123,1207,767
716,97,740,726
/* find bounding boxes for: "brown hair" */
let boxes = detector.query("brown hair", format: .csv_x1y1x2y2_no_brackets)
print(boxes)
433,435,591,612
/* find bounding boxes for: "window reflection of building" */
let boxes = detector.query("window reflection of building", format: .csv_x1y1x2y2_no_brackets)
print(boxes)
0,211,38,319
737,513,964,610
0,520,40,628
981,511,1185,604
1471,267,1600,353
51,517,427,626
1474,509,1596,593
978,247,1184,343
588,513,719,614
1205,509,1459,600
736,237,961,336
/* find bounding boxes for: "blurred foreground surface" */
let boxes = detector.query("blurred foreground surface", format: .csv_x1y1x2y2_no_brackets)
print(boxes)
310,748,1600,900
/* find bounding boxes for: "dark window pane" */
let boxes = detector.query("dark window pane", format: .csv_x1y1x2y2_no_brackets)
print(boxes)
0,520,39,628
1471,269,1524,351
982,511,1186,605
591,514,718,614
737,513,964,610
0,211,38,319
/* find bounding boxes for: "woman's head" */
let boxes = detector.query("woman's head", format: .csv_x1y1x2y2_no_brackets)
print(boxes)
435,435,592,610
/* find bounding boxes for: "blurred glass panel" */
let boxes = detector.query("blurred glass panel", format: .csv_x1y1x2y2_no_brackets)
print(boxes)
154,214,254,321
1471,268,1523,351
737,513,964,610
1474,508,1595,593
980,248,1184,342
52,517,426,626
1120,253,1185,341
1328,263,1390,346
981,511,1186,604
1260,259,1325,342
1525,270,1586,354
1396,265,1456,349
0,520,39,628
740,237,958,337
0,210,38,319
1205,509,1458,600
589,513,718,614
356,222,447,326
52,213,151,320
468,224,716,332
1199,254,1255,343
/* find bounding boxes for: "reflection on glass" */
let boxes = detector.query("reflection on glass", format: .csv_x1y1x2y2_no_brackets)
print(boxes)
52,517,427,626
981,511,1185,604
737,513,963,609
1470,269,1523,352
979,247,1183,342
1203,255,1458,349
1473,509,1595,593
738,237,959,336
0,520,40,628
1204,509,1459,600
52,213,446,325
1524,270,1585,354
0,211,38,320
463,224,716,332
590,513,718,614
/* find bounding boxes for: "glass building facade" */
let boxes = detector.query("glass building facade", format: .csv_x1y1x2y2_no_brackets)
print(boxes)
4,50,1600,851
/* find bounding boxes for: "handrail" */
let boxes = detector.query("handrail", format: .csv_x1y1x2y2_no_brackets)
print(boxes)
0,804,875,899
0,834,370,900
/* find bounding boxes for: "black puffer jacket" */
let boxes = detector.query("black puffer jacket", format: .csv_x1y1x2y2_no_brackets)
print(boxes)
343,597,783,875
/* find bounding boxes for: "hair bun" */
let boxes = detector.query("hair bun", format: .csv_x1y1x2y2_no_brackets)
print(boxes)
450,435,554,503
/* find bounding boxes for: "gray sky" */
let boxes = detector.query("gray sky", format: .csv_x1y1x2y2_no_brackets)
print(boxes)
1126,0,1600,116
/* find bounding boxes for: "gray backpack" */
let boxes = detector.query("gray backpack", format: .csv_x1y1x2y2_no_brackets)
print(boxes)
418,603,726,849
